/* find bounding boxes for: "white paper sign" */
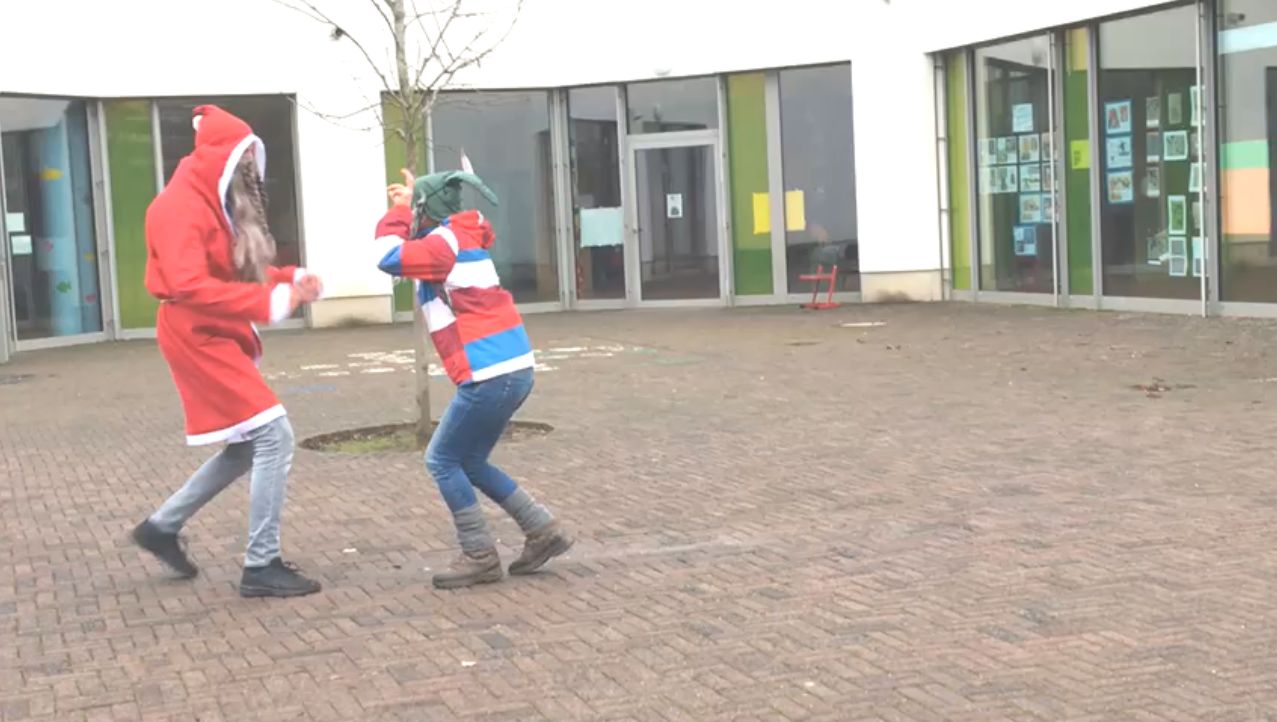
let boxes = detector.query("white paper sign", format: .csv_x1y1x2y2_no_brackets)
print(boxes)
10,234,32,256
5,212,24,233
580,207,624,248
1012,103,1034,133
665,193,683,219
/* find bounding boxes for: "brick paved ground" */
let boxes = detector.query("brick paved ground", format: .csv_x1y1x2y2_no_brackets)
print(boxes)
4,303,1277,721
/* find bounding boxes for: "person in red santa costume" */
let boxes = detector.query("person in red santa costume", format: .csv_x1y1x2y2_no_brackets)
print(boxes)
130,105,322,598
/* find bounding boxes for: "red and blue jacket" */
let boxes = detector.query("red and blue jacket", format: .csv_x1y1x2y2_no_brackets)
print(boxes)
373,205,534,386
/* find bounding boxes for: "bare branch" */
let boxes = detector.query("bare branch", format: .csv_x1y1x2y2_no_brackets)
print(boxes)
412,0,522,95
365,0,397,41
269,0,328,24
418,1,522,96
308,99,383,122
412,0,466,89
269,0,394,92
287,96,384,134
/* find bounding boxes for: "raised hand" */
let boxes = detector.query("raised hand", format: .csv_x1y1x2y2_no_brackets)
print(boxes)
387,168,415,208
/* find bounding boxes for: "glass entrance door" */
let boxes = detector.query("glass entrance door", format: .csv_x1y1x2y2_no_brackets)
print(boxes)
973,33,1060,296
631,142,723,302
0,98,105,345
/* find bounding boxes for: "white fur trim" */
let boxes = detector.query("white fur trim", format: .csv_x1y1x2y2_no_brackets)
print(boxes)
250,322,262,363
192,115,202,132
186,405,286,446
268,283,293,324
218,134,267,229
293,267,308,283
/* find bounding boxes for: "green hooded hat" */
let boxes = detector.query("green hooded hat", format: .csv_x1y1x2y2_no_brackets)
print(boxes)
412,170,499,233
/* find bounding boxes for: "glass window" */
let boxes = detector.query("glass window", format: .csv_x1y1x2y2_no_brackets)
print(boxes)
780,64,859,293
0,98,103,340
727,72,772,296
626,78,718,133
431,91,559,303
568,86,624,300
1098,5,1201,299
157,96,302,269
974,35,1056,293
1218,0,1277,302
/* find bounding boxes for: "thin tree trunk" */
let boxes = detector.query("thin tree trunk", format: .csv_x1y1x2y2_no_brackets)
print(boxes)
404,104,433,448
411,303,433,447
390,0,433,446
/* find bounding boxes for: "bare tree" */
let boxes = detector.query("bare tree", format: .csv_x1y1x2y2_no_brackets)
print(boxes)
272,0,522,446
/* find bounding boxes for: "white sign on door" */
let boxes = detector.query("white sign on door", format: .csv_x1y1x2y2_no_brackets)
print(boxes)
665,193,683,219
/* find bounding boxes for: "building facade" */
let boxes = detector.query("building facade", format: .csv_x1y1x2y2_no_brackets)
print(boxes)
0,0,1270,361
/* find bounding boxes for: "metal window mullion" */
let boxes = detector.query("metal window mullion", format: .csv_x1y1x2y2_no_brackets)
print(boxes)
765,71,786,299
550,89,574,309
86,101,116,339
1048,32,1061,306
1087,22,1104,303
425,100,435,174
0,114,11,361
151,101,164,191
1199,0,1220,311
617,86,639,306
1195,0,1206,316
1053,31,1071,305
716,75,733,305
98,101,124,339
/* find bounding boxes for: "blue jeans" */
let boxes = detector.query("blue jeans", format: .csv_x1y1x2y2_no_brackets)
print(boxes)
425,368,534,513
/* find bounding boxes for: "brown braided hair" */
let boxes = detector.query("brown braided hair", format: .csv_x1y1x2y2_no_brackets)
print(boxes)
225,150,276,283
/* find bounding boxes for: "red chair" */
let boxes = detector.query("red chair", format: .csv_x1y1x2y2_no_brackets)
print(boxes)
800,264,839,310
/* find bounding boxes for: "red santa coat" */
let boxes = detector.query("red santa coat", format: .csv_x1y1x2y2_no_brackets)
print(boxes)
144,105,302,445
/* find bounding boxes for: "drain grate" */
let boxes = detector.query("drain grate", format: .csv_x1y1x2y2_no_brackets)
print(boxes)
0,374,32,386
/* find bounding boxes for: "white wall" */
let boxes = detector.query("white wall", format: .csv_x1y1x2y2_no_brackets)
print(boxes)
0,0,1182,304
904,0,1172,52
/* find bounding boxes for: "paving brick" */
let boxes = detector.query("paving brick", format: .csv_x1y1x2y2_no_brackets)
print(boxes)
5,304,1277,719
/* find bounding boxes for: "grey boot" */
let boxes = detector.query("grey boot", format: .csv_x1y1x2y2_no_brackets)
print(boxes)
509,521,574,575
433,548,503,589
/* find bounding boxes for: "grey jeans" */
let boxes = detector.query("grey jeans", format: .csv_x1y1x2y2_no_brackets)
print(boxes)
149,416,294,568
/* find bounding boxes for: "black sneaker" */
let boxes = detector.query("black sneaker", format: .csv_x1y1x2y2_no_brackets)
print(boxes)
131,520,198,579
240,558,322,598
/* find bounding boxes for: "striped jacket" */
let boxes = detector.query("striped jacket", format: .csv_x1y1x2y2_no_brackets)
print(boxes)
374,205,535,386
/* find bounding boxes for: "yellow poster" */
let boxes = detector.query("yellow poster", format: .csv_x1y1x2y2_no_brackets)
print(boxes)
1070,140,1090,170
784,190,806,232
752,192,770,234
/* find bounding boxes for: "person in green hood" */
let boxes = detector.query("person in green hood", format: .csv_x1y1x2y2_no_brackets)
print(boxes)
374,167,573,589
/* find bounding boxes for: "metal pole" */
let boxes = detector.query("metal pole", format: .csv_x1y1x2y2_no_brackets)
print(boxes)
1047,33,1060,307
1195,0,1207,317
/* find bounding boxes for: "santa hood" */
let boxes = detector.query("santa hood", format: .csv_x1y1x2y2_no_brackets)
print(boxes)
178,105,266,230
